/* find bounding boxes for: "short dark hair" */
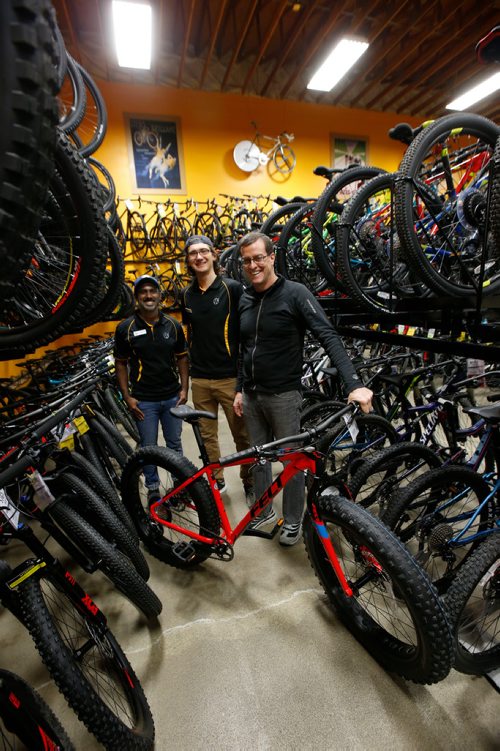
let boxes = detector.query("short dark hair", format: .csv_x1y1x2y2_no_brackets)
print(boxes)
238,231,274,255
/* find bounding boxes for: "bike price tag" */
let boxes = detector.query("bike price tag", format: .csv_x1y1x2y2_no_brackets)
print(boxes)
158,203,166,218
58,422,77,450
175,261,182,275
125,199,134,211
343,414,359,441
27,470,56,511
73,415,90,436
0,488,20,529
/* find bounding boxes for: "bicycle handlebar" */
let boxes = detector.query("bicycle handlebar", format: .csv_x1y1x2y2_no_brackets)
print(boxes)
219,403,357,466
0,382,98,488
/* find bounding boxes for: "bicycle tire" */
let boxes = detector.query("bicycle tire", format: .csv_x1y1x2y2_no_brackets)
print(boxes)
260,201,306,243
58,52,86,133
80,227,125,327
394,112,500,297
0,668,75,751
490,135,500,258
103,385,141,443
303,490,453,683
0,131,108,354
349,441,442,515
382,465,496,593
337,173,429,314
68,448,138,539
89,412,134,466
47,501,161,617
443,534,500,675
121,446,220,568
276,203,332,294
55,471,149,580
0,0,58,300
70,62,107,158
18,568,155,749
311,166,385,288
273,143,296,174
129,211,149,254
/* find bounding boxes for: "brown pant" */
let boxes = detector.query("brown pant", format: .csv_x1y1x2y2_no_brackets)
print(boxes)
191,377,252,486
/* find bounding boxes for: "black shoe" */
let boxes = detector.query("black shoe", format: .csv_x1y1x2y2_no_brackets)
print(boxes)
215,480,227,494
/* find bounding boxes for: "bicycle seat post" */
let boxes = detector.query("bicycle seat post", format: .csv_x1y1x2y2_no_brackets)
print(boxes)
191,420,211,466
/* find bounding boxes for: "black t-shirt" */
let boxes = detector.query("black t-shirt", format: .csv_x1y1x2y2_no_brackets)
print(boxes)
114,311,187,400
180,276,243,379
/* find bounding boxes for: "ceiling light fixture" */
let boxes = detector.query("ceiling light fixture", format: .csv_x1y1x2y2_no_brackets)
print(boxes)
307,38,369,92
112,1,152,69
446,72,500,110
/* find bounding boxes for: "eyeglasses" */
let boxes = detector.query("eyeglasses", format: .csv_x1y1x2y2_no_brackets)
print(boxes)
241,254,270,267
187,248,211,259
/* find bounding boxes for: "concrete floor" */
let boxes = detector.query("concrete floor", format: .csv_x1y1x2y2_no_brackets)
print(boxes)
1,405,500,750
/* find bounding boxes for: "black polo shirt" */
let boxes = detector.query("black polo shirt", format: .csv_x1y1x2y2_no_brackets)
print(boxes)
114,311,187,400
180,275,243,379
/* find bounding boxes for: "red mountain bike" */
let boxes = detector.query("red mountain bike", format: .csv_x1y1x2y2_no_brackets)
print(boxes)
122,402,453,684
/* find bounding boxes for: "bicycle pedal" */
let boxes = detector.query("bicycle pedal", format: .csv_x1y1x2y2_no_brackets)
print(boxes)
244,518,284,539
171,541,197,563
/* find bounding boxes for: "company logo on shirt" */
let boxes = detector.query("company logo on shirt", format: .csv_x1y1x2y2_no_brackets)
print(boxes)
163,331,170,340
213,297,220,305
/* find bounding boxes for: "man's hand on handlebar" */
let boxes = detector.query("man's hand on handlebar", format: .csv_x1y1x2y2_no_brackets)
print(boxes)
347,386,373,414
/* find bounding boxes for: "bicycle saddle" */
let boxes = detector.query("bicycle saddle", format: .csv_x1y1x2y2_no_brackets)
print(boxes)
462,402,500,422
170,405,216,422
476,26,500,64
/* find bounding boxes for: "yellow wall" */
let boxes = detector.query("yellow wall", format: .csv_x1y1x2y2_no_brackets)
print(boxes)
2,82,417,379
97,79,413,203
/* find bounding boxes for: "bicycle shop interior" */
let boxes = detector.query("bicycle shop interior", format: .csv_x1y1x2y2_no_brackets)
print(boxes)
1,1,500,749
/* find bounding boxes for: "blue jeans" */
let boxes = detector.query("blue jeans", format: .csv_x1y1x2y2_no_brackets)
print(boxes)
242,390,304,525
136,396,183,489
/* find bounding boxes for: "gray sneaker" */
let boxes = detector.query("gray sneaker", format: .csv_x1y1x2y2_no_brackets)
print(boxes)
279,521,302,546
247,507,277,530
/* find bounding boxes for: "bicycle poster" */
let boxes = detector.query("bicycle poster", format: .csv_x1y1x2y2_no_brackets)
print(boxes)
125,113,186,194
331,135,367,168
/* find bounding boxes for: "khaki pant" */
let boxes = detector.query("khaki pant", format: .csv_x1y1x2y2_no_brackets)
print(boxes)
191,377,252,486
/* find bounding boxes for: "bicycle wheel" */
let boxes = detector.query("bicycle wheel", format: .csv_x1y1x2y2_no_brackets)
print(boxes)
54,471,148,580
395,112,500,297
128,211,149,255
69,62,107,158
273,143,296,174
276,203,332,294
315,410,398,483
0,0,58,300
260,201,307,244
349,441,442,516
0,668,74,751
121,446,220,568
103,384,141,442
47,501,161,617
337,173,428,314
18,569,155,750
303,490,453,683
382,465,496,593
490,135,500,257
311,166,385,288
444,534,500,675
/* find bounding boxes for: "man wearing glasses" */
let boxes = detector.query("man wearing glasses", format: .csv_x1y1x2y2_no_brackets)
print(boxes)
180,235,253,501
233,231,373,546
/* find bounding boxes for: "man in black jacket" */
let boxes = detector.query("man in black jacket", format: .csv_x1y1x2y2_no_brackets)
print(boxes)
181,235,253,499
233,232,373,546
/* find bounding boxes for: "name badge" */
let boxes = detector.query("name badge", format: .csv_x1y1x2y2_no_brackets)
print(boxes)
133,329,147,337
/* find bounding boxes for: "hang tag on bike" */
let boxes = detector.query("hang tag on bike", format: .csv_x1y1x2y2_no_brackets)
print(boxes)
125,199,134,211
0,488,20,529
158,203,166,218
58,422,77,450
73,415,90,436
175,261,182,275
27,470,56,511
343,414,359,441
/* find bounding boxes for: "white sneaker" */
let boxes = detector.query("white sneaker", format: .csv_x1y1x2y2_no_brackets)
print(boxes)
279,521,302,546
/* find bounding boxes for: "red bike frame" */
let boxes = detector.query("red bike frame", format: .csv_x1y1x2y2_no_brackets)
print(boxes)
149,446,354,596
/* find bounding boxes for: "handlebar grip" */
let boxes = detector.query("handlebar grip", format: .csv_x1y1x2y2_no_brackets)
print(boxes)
219,447,258,466
30,382,97,441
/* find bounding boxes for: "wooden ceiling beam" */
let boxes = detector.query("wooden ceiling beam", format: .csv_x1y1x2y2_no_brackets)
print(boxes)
220,0,259,91
279,0,351,99
242,0,289,94
384,7,495,114
260,0,322,97
406,56,481,117
177,0,197,87
328,0,413,106
56,0,84,64
199,0,229,88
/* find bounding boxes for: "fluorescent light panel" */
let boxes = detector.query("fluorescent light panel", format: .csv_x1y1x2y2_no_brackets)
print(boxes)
112,1,152,69
307,38,369,92
446,72,500,110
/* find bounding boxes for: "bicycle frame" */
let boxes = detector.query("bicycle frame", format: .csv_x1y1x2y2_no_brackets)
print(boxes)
150,444,354,595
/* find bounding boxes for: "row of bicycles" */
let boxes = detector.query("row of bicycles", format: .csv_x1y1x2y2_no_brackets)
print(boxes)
1,331,500,745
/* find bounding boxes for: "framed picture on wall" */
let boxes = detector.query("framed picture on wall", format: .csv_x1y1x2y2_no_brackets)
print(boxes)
125,114,186,194
331,135,367,168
